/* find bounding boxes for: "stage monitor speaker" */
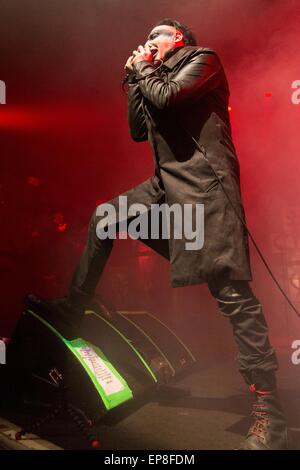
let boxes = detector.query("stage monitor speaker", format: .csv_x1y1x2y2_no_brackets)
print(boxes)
6,309,155,422
85,298,196,383
6,297,196,422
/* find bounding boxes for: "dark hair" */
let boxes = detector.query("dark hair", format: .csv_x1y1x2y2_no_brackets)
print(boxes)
154,18,197,46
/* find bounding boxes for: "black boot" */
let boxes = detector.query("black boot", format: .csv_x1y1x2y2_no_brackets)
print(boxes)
239,384,289,450
24,294,86,340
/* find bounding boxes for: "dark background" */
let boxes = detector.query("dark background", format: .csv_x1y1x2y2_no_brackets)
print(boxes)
0,0,300,375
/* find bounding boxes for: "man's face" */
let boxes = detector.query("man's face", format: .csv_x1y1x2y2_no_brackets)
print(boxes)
145,25,183,62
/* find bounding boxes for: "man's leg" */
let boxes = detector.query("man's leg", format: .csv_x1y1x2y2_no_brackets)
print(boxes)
68,208,114,306
207,277,289,450
69,175,167,304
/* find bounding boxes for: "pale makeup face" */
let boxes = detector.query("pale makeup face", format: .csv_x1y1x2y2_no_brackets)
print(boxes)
144,25,184,62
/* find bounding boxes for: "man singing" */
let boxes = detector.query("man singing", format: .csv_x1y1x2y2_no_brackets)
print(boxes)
27,18,289,450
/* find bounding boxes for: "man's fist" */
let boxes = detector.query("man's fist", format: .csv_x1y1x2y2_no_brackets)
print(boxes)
124,44,153,73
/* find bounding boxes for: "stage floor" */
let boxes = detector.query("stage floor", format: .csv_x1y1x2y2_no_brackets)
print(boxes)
1,360,299,450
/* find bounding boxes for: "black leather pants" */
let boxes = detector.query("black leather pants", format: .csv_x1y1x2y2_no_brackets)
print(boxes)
69,209,279,391
68,209,114,305
207,278,278,390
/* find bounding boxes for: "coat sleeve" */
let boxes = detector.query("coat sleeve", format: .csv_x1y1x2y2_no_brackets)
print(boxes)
133,52,222,110
127,82,148,142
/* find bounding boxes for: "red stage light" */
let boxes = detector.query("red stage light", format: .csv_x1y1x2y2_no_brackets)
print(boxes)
265,92,272,98
0,103,111,132
228,105,232,112
56,223,67,232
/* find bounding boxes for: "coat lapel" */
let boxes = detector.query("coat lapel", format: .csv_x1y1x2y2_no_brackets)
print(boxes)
162,46,213,70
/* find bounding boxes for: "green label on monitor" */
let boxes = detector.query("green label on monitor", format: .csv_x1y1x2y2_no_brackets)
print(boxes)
65,338,133,410
26,310,133,410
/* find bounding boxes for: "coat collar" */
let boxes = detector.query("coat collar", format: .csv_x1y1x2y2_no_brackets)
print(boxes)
162,46,214,70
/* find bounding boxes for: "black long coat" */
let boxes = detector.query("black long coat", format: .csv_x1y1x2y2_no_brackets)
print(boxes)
108,46,252,287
